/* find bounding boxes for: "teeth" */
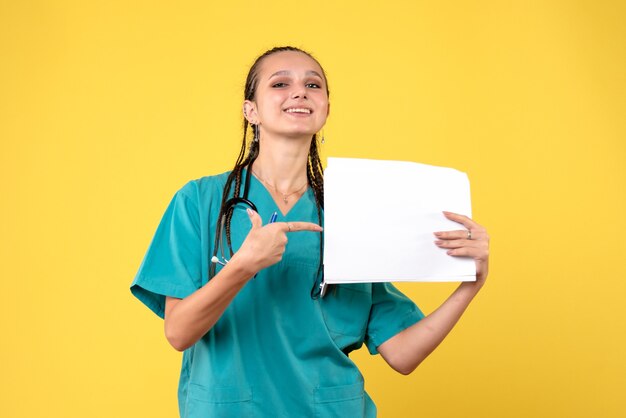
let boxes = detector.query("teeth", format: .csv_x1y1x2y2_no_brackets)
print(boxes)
285,108,311,114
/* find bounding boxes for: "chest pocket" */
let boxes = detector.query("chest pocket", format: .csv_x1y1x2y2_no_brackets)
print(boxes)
319,283,372,351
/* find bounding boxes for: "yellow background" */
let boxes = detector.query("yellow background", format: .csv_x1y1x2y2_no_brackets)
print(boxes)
1,1,625,417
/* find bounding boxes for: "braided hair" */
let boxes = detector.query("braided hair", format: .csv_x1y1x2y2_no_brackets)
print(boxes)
216,46,328,284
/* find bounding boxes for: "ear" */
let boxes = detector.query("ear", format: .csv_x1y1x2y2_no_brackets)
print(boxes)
243,100,259,125
326,101,331,118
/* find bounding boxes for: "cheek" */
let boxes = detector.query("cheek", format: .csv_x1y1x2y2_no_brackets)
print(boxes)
318,95,329,109
318,100,330,117
256,96,283,118
269,95,288,113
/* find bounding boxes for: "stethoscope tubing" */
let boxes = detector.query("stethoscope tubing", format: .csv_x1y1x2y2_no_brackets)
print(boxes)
209,164,327,298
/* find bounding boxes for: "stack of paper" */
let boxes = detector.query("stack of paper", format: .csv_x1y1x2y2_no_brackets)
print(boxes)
323,158,476,283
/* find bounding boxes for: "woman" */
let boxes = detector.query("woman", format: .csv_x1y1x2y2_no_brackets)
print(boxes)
131,46,490,417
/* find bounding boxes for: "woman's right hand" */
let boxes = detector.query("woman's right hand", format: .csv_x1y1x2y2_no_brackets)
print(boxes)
231,208,323,276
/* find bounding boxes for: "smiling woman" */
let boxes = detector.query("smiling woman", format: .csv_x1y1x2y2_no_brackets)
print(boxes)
130,46,490,418
246,50,330,142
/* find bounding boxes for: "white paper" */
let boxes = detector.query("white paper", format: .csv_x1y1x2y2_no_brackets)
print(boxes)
323,157,476,283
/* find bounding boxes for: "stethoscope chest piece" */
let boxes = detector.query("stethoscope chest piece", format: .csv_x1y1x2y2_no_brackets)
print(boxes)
319,280,329,298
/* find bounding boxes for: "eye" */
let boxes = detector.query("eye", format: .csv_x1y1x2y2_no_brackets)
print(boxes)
306,83,321,89
272,82,287,88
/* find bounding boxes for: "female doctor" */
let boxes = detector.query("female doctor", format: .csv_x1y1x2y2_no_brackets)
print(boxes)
131,46,490,417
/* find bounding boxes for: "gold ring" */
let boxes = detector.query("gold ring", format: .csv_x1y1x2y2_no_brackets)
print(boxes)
287,223,292,232
467,230,473,240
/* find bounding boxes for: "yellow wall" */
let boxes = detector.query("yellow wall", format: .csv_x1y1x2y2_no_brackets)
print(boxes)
1,1,625,417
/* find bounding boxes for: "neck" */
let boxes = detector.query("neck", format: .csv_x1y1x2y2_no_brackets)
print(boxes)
251,133,311,190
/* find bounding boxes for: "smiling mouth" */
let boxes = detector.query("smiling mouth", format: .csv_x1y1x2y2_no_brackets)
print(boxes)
284,107,313,114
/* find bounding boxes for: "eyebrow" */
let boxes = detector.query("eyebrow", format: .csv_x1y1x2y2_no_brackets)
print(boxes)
268,70,324,79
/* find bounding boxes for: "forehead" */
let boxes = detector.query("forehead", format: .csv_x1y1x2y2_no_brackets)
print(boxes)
258,51,324,79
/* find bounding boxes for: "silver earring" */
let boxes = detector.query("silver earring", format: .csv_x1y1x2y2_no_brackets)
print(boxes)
320,130,325,144
253,124,259,142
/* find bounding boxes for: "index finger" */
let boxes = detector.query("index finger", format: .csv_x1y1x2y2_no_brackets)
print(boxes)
442,211,479,230
281,221,323,233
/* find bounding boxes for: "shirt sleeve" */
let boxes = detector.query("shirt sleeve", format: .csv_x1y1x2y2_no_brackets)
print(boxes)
364,282,425,354
130,183,203,319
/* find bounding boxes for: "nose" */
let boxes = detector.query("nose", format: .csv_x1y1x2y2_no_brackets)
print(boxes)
291,85,307,99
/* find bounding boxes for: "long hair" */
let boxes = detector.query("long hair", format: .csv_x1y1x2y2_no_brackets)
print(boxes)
215,46,328,288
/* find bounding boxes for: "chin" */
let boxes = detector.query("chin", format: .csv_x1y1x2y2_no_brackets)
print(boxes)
287,131,317,138
281,128,319,139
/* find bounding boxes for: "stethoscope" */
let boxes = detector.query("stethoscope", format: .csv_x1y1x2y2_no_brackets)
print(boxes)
210,167,256,270
209,165,328,298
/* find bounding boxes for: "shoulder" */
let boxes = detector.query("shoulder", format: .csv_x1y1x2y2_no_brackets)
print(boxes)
175,171,231,204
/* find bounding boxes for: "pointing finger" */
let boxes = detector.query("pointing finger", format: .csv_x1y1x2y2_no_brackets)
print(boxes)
280,221,323,233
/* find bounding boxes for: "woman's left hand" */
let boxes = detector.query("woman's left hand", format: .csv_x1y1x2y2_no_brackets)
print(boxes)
434,211,490,287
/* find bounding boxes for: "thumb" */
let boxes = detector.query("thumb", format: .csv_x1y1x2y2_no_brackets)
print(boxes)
247,208,262,229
